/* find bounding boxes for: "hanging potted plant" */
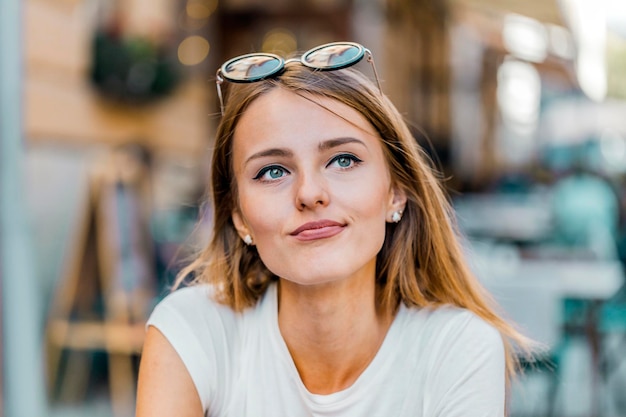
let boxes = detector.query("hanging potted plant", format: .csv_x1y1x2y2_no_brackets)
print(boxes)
89,5,181,104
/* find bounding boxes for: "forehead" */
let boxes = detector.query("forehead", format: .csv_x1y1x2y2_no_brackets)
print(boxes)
233,88,379,147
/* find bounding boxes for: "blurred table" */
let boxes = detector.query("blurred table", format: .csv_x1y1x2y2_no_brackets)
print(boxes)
457,189,623,416
471,251,624,417
474,257,623,345
453,192,554,243
514,259,623,300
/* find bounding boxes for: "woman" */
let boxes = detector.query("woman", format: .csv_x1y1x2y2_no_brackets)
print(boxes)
136,42,531,417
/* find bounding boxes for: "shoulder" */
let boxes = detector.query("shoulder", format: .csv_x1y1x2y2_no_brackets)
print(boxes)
150,285,239,331
145,284,242,413
153,284,227,312
402,304,504,368
402,305,506,414
137,326,204,417
146,284,243,368
406,304,501,343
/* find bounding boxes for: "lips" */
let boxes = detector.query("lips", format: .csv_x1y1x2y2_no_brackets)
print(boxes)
290,220,345,241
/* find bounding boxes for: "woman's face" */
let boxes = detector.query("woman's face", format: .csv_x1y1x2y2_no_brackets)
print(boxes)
231,88,405,287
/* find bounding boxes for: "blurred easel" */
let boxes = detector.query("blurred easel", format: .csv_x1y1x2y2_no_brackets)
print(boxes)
46,144,157,416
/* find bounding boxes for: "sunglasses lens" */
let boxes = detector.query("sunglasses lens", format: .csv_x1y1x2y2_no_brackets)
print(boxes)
221,53,284,82
302,42,365,70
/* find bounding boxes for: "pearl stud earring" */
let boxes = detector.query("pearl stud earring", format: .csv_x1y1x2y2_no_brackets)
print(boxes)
391,211,402,223
243,234,253,245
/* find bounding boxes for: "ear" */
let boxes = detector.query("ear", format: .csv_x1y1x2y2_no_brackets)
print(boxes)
231,209,252,242
386,185,408,223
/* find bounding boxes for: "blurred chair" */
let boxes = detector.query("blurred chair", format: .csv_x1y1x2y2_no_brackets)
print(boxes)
551,171,619,260
46,145,157,417
597,279,626,415
485,274,562,416
548,169,625,416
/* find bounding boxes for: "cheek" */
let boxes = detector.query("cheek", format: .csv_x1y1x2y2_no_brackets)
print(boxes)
342,180,391,217
237,191,285,236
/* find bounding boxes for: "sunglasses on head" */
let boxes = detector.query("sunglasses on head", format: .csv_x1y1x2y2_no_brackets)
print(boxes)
215,41,382,115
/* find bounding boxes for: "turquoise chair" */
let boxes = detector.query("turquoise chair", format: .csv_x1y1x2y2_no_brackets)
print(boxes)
548,172,625,415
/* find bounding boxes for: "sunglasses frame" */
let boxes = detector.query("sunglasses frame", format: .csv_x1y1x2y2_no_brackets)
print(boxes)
215,41,382,115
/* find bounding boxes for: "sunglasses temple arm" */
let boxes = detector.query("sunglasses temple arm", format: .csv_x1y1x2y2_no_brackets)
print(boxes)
216,71,225,116
366,52,383,95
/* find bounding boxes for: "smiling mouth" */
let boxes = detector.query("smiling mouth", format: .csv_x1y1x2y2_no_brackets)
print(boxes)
290,220,345,241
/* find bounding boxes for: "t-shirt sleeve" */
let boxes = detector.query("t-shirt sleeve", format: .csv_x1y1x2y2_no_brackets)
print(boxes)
146,285,233,414
426,309,506,417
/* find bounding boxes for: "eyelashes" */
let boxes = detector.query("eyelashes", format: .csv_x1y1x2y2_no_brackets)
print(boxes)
252,153,363,183
253,165,288,181
328,154,363,169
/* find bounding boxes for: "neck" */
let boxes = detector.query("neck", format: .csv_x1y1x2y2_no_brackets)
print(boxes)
277,276,394,394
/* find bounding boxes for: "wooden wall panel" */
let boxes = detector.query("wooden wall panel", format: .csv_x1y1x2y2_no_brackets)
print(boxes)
384,0,452,147
24,0,212,156
25,75,212,155
25,0,89,77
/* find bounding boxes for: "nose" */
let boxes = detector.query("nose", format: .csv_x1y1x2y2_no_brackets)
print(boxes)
294,171,329,210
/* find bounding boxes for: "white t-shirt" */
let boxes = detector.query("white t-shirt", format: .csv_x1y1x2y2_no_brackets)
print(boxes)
146,283,505,417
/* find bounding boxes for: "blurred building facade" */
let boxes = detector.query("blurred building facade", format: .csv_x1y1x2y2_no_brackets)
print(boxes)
4,0,626,416
25,0,212,154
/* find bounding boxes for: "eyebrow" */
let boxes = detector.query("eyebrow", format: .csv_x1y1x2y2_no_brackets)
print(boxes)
244,137,366,165
245,148,294,165
318,137,366,151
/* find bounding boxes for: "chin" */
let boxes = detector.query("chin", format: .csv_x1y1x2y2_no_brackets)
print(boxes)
261,247,379,288
277,264,368,288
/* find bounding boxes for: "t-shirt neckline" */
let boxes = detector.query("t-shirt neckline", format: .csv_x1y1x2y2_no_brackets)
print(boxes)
263,282,407,409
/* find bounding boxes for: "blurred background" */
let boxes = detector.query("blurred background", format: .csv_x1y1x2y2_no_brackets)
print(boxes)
2,0,626,416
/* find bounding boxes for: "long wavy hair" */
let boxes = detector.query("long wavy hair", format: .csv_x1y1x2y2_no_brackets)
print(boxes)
175,62,533,381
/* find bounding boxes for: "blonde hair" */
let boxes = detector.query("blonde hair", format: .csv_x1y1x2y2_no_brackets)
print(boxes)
176,62,533,382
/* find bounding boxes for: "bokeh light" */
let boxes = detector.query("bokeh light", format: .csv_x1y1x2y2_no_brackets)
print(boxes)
497,58,541,132
262,28,297,55
178,35,210,66
502,14,548,63
600,128,626,173
186,0,218,20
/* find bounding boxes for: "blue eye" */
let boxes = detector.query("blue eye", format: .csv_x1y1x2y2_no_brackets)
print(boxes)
254,165,288,181
329,154,362,169
336,156,352,167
